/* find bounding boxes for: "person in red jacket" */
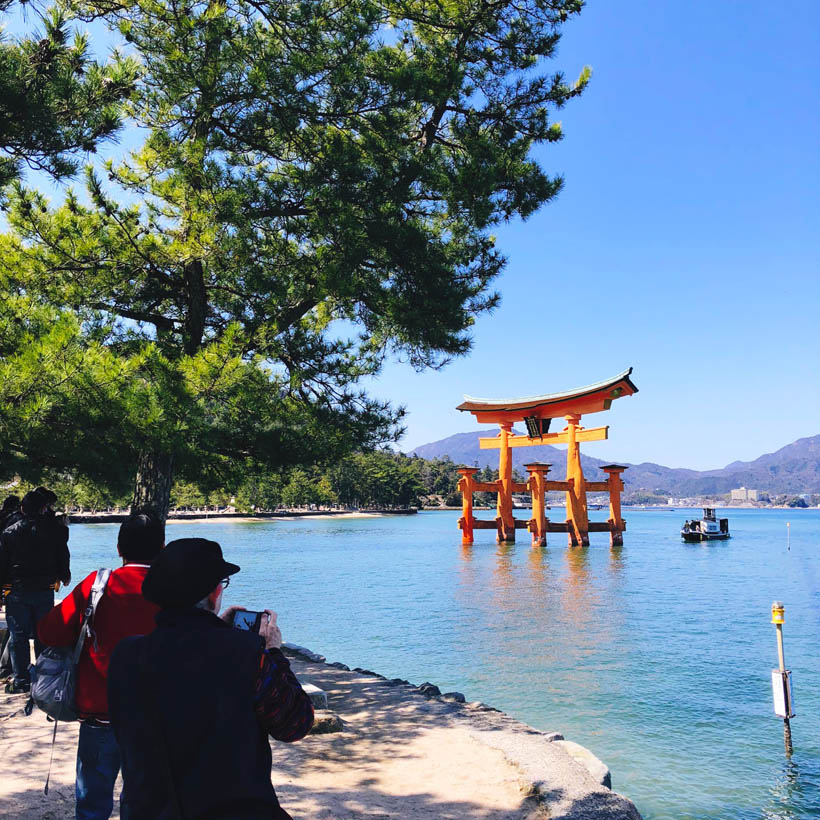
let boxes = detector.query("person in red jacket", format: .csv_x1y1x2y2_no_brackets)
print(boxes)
38,513,164,820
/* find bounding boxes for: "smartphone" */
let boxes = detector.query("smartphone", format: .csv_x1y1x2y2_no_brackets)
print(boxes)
232,610,264,633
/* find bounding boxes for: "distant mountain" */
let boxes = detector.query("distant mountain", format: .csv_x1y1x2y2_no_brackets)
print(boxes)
409,432,820,495
410,429,612,480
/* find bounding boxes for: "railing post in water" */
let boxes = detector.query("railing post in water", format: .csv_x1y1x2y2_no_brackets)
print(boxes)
771,601,794,756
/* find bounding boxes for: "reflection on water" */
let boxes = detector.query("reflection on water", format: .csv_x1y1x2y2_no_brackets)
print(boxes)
609,543,624,577
494,542,516,589
527,544,548,587
763,757,806,819
565,544,589,584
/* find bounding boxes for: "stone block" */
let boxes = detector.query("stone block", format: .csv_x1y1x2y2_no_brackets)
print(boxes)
299,682,328,710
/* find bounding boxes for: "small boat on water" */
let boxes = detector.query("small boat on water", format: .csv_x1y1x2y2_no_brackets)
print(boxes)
681,508,730,541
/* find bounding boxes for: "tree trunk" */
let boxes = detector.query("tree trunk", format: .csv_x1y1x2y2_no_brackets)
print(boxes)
183,258,207,355
132,450,175,525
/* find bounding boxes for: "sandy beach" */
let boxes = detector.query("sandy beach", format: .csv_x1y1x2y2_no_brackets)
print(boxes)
67,510,409,525
0,644,641,820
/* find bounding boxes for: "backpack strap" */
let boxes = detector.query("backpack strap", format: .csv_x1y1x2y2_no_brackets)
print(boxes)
43,569,110,796
73,568,112,664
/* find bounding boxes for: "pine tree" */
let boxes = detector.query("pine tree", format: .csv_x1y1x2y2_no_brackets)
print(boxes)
1,0,588,522
0,1,137,186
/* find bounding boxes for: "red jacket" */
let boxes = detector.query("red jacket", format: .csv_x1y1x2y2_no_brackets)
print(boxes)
38,564,159,720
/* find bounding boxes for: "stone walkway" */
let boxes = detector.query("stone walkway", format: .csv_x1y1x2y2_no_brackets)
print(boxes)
0,647,642,819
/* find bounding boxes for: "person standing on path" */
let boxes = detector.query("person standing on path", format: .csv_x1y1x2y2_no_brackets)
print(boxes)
0,490,70,693
38,513,164,820
108,537,314,820
0,494,21,531
0,494,20,680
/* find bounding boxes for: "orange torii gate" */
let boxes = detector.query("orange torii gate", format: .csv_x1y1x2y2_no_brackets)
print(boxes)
455,369,638,547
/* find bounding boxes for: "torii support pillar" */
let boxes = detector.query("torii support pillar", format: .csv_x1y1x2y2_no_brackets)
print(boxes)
496,422,516,543
457,467,479,546
601,465,628,547
525,462,550,547
565,415,589,547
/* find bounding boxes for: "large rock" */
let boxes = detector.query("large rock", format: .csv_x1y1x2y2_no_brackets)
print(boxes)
554,739,612,789
282,642,326,663
310,711,345,734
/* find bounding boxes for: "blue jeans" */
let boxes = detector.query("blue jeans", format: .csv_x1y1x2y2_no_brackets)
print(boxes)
76,722,121,820
5,587,53,685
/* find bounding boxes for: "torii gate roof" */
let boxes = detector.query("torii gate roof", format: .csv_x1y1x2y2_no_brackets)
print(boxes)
456,368,638,423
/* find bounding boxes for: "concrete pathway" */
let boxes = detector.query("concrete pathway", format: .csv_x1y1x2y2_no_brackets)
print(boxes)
0,647,642,819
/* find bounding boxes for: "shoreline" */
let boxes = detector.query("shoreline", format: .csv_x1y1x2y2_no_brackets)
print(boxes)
0,635,642,819
67,508,418,524
279,641,642,819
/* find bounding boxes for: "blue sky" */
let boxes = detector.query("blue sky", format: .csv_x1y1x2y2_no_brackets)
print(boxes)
368,0,820,469
5,1,819,470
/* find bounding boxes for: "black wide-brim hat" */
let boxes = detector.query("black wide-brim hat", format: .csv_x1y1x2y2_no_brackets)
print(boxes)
143,537,240,609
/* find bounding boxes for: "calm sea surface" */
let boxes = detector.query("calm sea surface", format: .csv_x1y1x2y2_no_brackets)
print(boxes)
67,508,820,819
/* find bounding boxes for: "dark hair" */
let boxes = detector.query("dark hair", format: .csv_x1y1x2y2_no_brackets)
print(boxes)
34,486,58,506
118,513,164,563
1,495,20,512
21,490,46,516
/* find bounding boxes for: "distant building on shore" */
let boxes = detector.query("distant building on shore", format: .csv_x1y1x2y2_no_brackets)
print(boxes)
731,487,758,502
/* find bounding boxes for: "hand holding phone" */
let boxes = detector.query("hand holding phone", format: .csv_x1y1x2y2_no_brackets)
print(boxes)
258,610,282,650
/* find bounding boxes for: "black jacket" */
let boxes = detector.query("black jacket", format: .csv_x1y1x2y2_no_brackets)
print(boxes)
0,509,22,532
109,608,304,820
0,514,70,590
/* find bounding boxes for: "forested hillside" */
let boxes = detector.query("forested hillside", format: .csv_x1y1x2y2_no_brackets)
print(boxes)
411,433,820,495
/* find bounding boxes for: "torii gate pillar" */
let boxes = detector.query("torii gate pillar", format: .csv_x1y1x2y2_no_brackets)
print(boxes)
601,465,628,547
496,422,516,543
457,467,479,546
565,414,589,547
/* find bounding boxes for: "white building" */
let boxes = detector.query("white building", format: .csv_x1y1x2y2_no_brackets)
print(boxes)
731,487,758,502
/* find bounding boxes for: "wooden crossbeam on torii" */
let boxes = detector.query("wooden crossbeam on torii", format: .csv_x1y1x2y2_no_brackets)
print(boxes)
455,368,638,547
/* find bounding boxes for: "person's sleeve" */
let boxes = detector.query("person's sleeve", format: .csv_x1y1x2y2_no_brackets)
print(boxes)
253,648,314,742
56,524,70,582
37,573,93,646
0,533,8,590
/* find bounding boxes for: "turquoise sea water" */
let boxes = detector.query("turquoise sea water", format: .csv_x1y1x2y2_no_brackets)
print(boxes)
67,509,820,819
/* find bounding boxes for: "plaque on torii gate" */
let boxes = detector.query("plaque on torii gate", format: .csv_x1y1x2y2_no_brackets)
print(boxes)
455,368,638,547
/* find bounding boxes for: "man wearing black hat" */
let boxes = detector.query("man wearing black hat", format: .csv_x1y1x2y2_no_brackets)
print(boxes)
108,538,314,820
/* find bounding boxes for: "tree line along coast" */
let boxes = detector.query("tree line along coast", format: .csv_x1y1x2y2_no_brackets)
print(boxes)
2,454,465,515
6,454,817,518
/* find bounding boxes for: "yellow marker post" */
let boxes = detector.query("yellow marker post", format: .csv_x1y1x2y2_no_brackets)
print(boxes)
771,601,794,756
